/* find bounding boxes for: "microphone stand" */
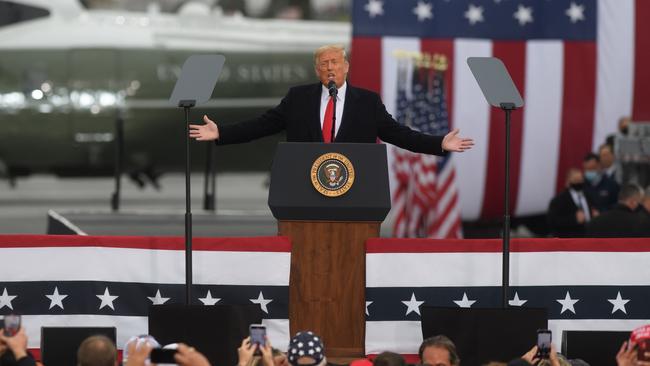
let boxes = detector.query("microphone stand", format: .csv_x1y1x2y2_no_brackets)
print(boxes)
331,93,337,143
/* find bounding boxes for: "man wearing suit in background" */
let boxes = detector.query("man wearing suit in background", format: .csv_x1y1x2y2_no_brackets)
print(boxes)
586,184,650,238
547,168,599,237
189,44,474,154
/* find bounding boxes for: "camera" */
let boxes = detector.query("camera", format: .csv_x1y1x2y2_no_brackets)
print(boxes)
536,329,552,359
1,314,21,337
150,348,178,364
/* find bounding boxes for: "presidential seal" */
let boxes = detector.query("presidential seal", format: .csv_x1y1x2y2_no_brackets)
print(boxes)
310,153,355,197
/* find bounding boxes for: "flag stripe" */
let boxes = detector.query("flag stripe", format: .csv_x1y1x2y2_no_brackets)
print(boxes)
350,37,382,94
516,41,564,216
365,237,650,253
0,234,291,252
420,39,455,127
555,41,598,193
592,0,635,149
452,39,492,220
381,37,419,116
481,42,527,218
632,0,650,120
0,247,290,285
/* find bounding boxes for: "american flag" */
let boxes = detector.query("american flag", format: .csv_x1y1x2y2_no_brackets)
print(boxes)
364,237,650,356
0,235,291,352
350,0,650,220
391,58,463,238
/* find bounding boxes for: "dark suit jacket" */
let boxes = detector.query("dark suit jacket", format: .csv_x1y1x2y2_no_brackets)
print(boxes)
586,204,650,238
547,189,596,237
216,83,446,155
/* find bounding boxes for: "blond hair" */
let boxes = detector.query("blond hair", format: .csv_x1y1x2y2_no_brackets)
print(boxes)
314,44,348,66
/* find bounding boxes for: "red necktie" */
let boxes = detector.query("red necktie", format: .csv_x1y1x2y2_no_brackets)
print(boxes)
322,96,334,143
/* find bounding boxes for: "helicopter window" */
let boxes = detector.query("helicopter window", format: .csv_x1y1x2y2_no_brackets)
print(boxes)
0,1,49,28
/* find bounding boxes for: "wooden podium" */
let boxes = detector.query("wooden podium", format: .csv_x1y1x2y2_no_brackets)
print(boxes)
269,143,391,358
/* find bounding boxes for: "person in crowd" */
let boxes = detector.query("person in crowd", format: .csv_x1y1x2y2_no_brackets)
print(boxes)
599,144,621,184
238,336,276,366
509,344,570,366
642,186,650,216
583,153,619,212
189,45,474,155
547,169,598,237
0,328,36,366
286,331,327,366
606,116,631,147
586,184,650,238
77,335,118,366
372,351,406,366
616,341,650,366
124,340,211,366
418,335,460,366
272,348,290,366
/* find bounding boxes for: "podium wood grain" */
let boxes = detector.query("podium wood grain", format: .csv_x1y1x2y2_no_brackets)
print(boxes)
278,220,380,358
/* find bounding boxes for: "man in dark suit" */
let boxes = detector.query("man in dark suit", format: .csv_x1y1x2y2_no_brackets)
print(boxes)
582,152,619,212
586,184,650,237
547,168,598,237
189,45,474,154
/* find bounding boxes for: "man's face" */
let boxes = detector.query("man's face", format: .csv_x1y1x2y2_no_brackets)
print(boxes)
315,50,349,88
567,170,584,186
422,346,452,366
583,159,600,173
599,147,614,168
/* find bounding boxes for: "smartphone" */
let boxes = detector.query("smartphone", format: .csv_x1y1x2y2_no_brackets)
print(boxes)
536,329,552,359
150,348,178,364
250,324,267,354
2,314,21,336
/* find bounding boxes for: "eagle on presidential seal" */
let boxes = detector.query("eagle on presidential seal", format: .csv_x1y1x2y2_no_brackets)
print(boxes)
310,153,355,197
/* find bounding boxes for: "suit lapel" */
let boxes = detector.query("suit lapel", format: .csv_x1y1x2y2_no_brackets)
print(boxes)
309,83,324,142
335,83,355,142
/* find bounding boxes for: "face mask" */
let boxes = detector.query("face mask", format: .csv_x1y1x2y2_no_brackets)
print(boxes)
584,170,600,182
570,183,584,191
620,127,629,135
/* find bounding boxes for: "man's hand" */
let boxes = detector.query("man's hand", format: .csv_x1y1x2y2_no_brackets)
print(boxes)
175,344,211,366
124,341,152,366
576,210,586,224
189,115,220,141
442,128,474,152
0,328,28,360
237,337,256,366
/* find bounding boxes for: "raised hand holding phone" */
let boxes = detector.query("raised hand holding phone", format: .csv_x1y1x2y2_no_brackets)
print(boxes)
250,324,266,356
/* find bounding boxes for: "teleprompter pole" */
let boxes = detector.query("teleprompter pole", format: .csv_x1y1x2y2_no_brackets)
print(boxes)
500,102,515,308
180,100,195,305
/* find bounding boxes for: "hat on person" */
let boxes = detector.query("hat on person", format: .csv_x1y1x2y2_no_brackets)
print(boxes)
287,331,325,366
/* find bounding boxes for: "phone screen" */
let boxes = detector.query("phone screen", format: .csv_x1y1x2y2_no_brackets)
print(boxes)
537,330,552,357
150,348,178,364
2,314,21,336
250,325,267,347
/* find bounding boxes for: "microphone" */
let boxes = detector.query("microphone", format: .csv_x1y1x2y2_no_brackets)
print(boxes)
327,80,337,97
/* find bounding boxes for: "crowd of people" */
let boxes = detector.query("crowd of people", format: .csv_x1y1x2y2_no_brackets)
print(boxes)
547,117,650,238
2,325,650,366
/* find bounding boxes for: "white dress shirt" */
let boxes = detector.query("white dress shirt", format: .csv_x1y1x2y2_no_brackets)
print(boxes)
319,81,347,139
569,188,591,222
